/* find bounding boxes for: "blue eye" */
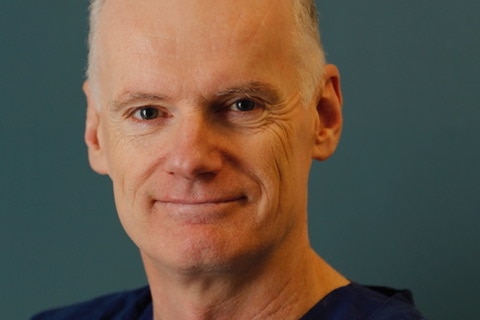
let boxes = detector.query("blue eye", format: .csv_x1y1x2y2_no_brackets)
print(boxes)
134,107,159,120
233,99,256,112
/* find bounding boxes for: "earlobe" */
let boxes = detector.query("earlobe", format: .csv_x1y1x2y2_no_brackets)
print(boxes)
83,81,109,175
312,64,343,161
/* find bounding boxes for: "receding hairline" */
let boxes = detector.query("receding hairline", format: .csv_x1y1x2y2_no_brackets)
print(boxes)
86,0,326,104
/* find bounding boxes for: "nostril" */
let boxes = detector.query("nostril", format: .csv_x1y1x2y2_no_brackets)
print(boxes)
163,115,224,179
164,145,223,180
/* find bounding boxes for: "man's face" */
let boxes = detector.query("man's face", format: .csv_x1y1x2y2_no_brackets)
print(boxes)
85,0,340,273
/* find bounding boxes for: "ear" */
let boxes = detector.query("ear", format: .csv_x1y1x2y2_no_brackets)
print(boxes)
312,64,343,161
83,81,109,175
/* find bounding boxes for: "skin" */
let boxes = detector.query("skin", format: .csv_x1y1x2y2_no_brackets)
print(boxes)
84,0,347,319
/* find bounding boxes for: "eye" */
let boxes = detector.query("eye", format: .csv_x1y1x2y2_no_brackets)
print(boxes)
231,99,257,112
133,107,159,120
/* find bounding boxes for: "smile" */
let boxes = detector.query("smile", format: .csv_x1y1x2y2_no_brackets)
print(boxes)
157,196,246,205
152,196,247,224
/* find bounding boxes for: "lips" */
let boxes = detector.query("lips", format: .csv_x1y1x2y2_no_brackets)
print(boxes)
157,196,246,205
152,195,247,224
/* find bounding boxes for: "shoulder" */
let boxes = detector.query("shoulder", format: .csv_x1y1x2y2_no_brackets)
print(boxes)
302,282,426,320
31,286,152,320
357,284,426,320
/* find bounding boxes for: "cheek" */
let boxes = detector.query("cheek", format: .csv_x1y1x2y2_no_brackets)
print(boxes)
105,124,159,179
106,139,162,247
258,112,314,205
104,132,158,215
245,126,297,218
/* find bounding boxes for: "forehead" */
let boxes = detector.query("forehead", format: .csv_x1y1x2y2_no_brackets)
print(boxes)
99,0,293,29
95,0,298,98
98,0,294,52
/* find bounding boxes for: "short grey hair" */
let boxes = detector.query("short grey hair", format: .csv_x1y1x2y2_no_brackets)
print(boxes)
86,0,104,82
290,0,326,104
85,0,105,103
86,0,325,104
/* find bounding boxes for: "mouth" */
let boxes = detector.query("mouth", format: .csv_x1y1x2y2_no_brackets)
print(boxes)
153,196,247,224
157,196,246,205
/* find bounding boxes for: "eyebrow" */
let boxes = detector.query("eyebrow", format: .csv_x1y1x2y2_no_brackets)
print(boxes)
216,81,282,105
109,81,282,112
109,92,168,112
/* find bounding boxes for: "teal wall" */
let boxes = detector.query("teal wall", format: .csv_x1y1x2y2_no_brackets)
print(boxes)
1,1,478,319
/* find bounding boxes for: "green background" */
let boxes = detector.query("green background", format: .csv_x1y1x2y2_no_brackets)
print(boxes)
1,1,479,319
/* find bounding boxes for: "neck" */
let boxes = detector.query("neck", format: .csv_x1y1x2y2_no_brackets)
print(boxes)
142,239,349,320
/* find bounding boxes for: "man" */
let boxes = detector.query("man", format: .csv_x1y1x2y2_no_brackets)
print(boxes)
33,0,425,319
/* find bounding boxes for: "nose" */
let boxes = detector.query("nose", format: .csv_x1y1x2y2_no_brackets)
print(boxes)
164,112,223,180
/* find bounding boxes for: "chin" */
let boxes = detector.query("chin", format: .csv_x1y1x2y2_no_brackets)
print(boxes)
140,227,272,276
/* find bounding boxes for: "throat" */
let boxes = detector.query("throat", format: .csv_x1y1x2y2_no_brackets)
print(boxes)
145,248,349,320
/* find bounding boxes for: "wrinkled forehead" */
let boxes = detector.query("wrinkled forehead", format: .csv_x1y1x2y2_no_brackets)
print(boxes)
96,0,295,60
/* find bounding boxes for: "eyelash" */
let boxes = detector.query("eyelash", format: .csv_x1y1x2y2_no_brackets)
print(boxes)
125,97,267,124
227,95,270,113
126,106,170,122
228,98,259,112
132,107,160,120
